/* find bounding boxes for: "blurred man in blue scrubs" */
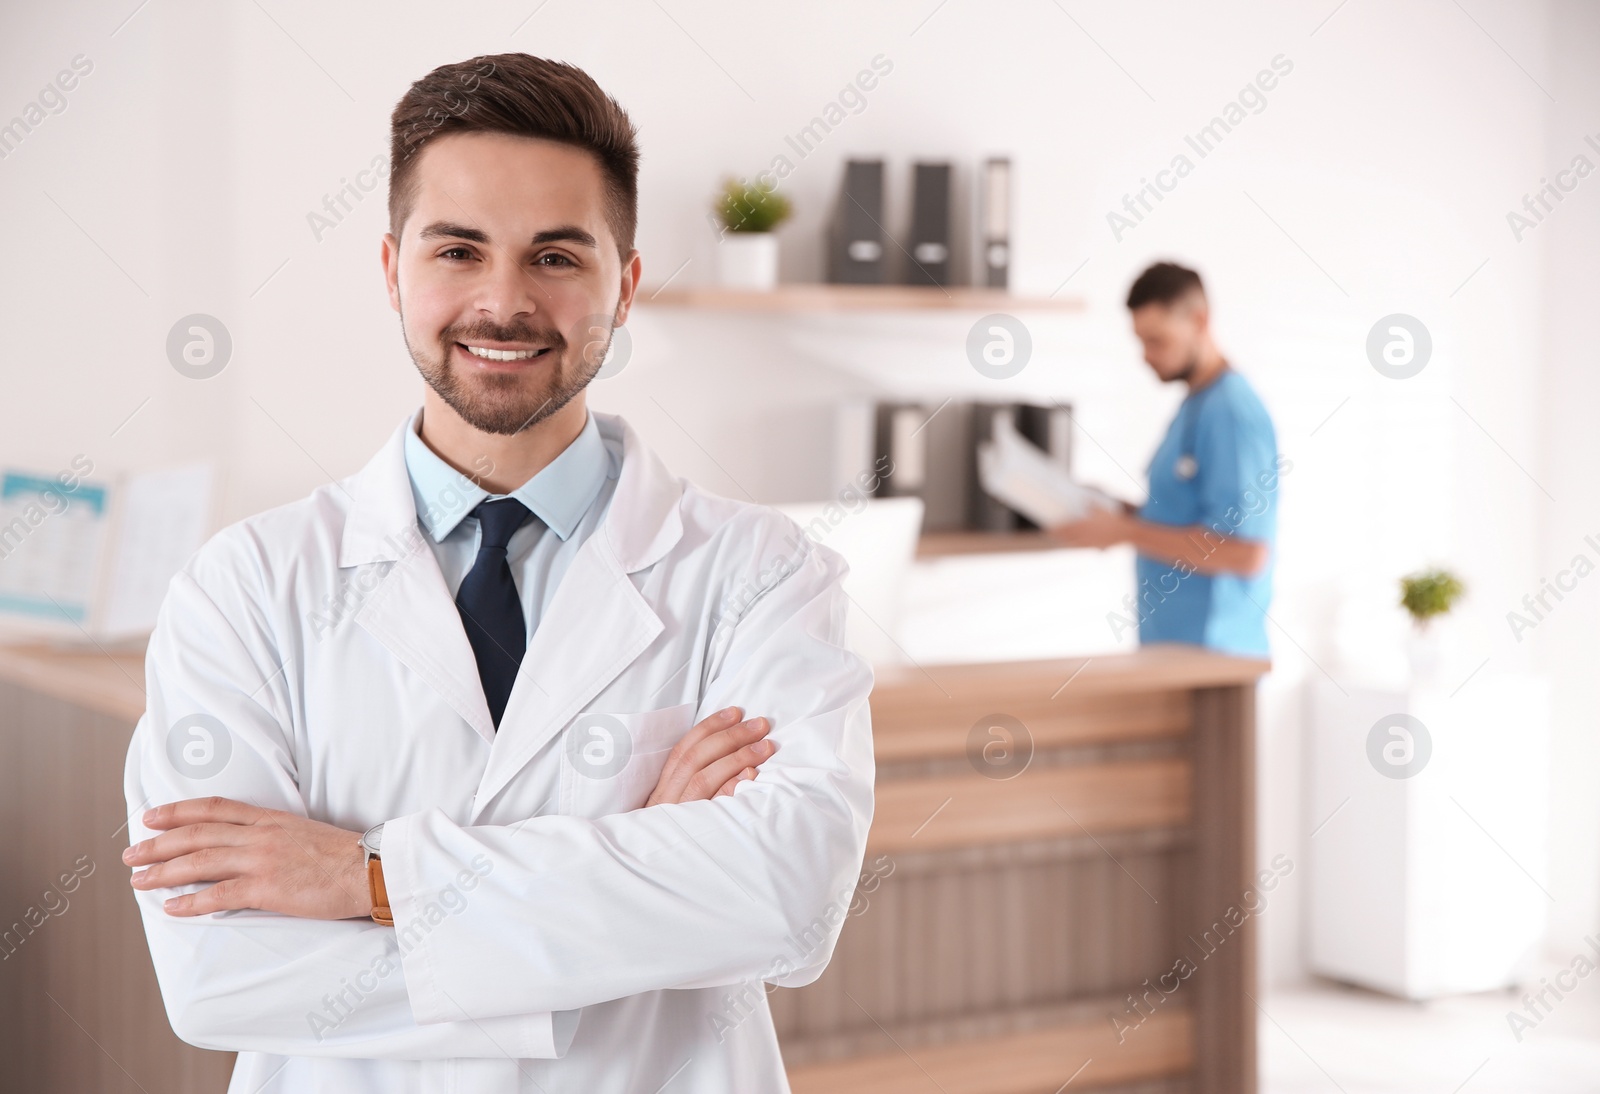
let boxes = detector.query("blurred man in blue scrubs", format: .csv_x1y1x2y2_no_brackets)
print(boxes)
1049,262,1284,658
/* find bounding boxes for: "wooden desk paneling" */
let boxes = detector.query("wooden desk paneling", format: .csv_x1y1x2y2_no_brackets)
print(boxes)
873,687,1193,764
788,1007,1193,1094
868,758,1192,854
772,645,1268,1094
0,666,234,1094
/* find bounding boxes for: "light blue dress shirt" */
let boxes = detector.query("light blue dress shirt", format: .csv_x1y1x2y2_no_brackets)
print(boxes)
402,407,618,642
1134,369,1280,657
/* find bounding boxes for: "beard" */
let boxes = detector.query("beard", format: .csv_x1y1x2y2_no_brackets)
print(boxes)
402,311,611,436
1167,346,1200,383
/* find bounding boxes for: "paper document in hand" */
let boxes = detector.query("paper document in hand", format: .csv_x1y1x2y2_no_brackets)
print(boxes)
977,415,1120,525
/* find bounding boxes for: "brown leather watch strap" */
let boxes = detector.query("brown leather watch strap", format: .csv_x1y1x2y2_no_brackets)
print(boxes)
367,856,393,926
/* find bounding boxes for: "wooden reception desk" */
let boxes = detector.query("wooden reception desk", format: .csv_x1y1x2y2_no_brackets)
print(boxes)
779,647,1269,1094
0,642,1267,1094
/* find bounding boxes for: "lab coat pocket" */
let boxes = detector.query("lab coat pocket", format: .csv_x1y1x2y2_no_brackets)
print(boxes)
558,701,697,818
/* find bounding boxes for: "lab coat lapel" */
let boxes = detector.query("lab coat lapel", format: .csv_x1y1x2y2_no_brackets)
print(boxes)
338,413,497,742
472,412,685,818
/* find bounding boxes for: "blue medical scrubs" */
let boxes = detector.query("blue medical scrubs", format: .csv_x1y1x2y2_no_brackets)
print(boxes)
1134,368,1280,657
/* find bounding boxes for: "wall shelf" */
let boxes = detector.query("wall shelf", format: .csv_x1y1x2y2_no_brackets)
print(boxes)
635,283,1086,313
915,530,1059,558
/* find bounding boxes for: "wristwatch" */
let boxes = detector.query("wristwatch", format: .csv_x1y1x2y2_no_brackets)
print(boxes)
360,822,392,926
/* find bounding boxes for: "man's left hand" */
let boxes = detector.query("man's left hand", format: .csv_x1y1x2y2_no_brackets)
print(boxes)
125,797,369,920
1046,506,1131,549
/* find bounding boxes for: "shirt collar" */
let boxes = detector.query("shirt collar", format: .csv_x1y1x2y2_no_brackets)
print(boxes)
402,406,614,544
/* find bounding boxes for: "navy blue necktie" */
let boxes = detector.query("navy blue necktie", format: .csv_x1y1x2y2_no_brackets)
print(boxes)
456,498,534,730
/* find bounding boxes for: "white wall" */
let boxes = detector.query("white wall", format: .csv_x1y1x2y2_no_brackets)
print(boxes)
1535,0,1600,957
2,0,1592,987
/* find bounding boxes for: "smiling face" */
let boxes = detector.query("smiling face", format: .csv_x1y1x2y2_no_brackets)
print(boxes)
381,131,640,436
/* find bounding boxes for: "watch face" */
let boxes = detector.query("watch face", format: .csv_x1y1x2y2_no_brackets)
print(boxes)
361,822,384,854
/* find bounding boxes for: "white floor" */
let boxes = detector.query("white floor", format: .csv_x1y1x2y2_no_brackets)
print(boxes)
1262,980,1600,1093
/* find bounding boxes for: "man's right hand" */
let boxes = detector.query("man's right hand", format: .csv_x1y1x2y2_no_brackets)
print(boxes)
644,707,775,807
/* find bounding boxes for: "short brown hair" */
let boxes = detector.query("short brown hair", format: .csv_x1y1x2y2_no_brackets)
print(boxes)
388,53,640,260
1126,261,1205,310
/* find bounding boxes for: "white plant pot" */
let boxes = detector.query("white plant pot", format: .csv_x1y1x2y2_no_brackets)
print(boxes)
1307,674,1550,1000
1406,623,1444,688
716,231,779,290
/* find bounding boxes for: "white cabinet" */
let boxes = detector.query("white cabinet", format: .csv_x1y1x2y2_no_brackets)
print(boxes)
1307,676,1550,999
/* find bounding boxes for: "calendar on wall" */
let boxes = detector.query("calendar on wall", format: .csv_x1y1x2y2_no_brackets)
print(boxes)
0,462,215,642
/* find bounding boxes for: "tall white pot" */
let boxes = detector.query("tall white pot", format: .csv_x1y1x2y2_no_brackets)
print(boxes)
716,231,779,290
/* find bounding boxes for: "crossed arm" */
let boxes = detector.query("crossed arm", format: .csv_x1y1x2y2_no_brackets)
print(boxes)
123,707,778,920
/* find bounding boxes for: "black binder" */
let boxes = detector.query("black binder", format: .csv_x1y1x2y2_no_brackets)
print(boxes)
904,162,952,287
826,160,887,284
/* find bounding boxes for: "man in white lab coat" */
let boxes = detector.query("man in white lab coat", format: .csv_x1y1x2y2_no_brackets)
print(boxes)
122,52,875,1094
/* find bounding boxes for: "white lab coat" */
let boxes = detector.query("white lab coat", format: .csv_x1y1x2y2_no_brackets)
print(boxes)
123,409,876,1094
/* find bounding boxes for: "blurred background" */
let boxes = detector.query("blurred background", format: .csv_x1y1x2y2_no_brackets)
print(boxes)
2,1,1599,1091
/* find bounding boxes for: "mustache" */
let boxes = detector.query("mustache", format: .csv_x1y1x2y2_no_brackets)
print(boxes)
443,323,568,349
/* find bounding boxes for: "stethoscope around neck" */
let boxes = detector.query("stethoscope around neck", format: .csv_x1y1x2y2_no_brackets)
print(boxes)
1173,365,1230,482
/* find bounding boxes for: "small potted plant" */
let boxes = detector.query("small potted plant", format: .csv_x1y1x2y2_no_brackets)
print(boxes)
1399,567,1465,684
712,176,791,290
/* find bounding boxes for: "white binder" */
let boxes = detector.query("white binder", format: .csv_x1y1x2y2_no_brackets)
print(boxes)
977,414,1119,526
